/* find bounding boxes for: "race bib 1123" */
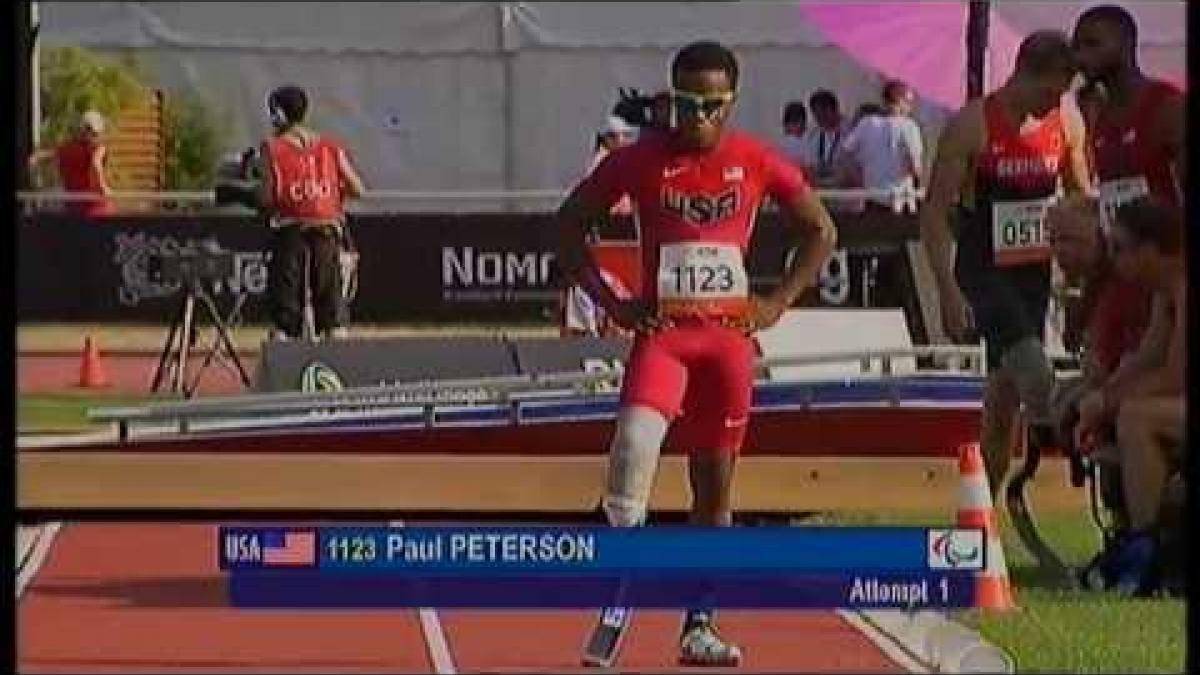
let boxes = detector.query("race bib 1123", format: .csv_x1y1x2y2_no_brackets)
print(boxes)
657,242,749,317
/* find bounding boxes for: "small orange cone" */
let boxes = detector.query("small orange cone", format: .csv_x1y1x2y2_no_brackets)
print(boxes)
956,442,1016,610
78,336,112,388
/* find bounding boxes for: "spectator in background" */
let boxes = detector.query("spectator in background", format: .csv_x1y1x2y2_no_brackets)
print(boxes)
560,113,639,338
852,102,885,126
588,116,639,180
840,80,924,213
778,100,807,166
796,90,848,188
29,110,115,218
587,114,638,218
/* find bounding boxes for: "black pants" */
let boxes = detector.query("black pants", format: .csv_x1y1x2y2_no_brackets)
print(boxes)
955,260,1050,371
267,224,345,337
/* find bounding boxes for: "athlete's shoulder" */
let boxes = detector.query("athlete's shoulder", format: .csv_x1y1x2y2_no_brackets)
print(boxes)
1147,79,1185,125
1149,78,1183,100
611,133,664,163
721,128,773,154
316,134,347,152
944,98,986,148
720,130,789,171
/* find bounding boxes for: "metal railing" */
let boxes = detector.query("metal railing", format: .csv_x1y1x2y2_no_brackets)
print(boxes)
89,345,984,439
18,186,925,211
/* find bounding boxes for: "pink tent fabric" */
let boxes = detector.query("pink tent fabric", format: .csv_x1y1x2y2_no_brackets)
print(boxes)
799,1,1185,108
990,1,1186,91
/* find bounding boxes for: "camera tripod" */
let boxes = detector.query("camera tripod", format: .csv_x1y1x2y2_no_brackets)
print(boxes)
151,275,253,398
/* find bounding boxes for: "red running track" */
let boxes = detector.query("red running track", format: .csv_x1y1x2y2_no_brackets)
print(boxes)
19,354,251,396
18,524,910,674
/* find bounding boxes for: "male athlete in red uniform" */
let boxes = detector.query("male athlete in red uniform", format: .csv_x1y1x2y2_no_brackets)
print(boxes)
1049,5,1185,593
1053,5,1184,379
259,85,366,341
920,31,1090,505
556,41,836,667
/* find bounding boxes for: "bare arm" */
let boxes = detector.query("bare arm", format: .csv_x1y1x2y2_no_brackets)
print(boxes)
554,188,625,316
1060,95,1094,196
770,190,838,308
1122,288,1185,398
257,141,275,210
1100,294,1174,405
1157,91,1185,201
919,107,975,304
337,148,366,200
91,145,112,194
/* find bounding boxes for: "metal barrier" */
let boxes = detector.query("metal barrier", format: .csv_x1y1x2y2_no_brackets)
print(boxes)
89,345,985,440
17,186,925,212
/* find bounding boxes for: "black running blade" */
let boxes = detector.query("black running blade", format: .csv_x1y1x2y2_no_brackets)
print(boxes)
1005,477,1078,589
582,607,632,668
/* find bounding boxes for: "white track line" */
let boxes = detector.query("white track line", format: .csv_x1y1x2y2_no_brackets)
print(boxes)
16,522,64,599
390,519,457,675
836,609,931,674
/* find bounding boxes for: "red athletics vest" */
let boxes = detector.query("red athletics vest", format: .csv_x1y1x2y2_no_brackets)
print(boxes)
1085,80,1181,373
968,95,1067,269
56,138,113,217
267,135,344,221
1091,79,1181,220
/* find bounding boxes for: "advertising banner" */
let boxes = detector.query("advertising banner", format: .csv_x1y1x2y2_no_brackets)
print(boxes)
19,211,921,326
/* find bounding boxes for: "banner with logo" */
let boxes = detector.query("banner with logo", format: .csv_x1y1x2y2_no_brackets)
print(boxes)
18,210,922,329
257,335,634,393
257,337,520,393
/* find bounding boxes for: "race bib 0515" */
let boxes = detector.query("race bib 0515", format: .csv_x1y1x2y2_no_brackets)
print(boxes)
992,198,1053,267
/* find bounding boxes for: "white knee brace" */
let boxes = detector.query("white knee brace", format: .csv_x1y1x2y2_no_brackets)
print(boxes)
602,405,669,527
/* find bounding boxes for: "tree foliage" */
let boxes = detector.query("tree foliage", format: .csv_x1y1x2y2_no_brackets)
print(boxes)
38,45,223,191
38,45,143,145
162,92,221,190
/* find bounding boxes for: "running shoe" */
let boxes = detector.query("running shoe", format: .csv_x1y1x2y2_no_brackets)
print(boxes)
1111,531,1158,597
679,623,743,667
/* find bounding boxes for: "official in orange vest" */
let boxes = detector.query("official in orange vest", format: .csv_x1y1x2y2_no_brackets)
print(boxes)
258,84,366,341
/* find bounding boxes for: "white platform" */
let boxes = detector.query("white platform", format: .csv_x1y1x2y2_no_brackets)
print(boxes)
756,309,917,381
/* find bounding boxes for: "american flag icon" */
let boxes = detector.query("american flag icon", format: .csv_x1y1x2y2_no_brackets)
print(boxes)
262,531,316,566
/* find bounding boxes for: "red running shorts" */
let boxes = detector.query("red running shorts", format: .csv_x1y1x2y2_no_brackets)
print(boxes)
619,319,755,454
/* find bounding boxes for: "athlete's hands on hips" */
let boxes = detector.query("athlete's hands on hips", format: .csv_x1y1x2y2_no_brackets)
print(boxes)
723,294,787,334
940,288,975,343
611,299,672,334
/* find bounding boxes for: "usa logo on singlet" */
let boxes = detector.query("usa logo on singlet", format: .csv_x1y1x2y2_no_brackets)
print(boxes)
661,187,740,226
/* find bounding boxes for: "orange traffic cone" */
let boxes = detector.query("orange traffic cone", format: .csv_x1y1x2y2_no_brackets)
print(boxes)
78,336,112,388
957,442,1016,610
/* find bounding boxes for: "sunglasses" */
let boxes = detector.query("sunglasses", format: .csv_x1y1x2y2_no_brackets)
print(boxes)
670,89,736,122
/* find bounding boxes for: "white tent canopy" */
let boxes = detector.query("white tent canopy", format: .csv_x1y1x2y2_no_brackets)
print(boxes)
39,1,908,207
38,2,1185,210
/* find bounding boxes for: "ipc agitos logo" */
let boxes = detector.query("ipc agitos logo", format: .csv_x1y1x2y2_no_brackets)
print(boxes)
300,361,344,393
927,529,984,569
